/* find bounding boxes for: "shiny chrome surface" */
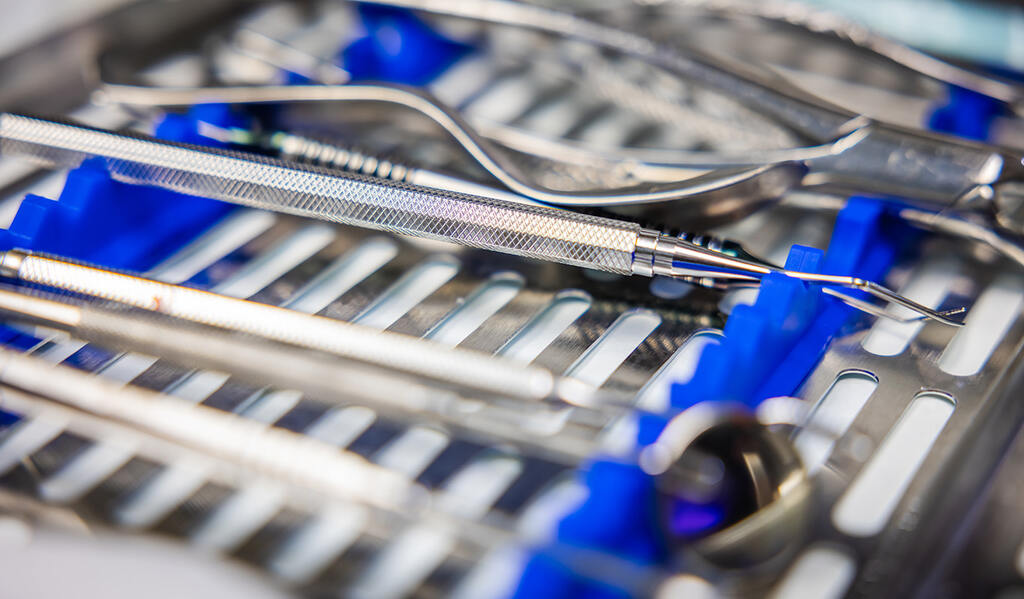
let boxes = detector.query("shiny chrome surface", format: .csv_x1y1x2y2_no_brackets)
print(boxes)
0,2,1022,598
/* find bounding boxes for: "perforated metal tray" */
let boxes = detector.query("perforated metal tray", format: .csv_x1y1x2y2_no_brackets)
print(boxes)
0,3,1022,598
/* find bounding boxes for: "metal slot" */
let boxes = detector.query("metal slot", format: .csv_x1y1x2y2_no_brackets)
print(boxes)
517,93,587,138
428,55,495,107
147,210,277,285
832,391,955,537
939,276,1024,376
564,309,662,387
497,291,591,363
305,407,377,447
462,73,544,124
213,224,336,299
0,163,49,226
0,417,66,475
0,172,67,218
451,546,525,599
573,109,640,148
426,273,524,347
374,427,449,478
349,524,454,599
348,455,523,598
718,287,759,315
163,371,232,403
283,237,398,314
437,456,524,519
268,505,368,584
795,370,878,474
239,390,304,424
769,545,856,599
96,353,171,386
516,478,586,540
354,256,460,330
635,330,722,412
115,460,211,528
649,276,693,300
191,483,286,552
139,54,206,88
38,436,136,503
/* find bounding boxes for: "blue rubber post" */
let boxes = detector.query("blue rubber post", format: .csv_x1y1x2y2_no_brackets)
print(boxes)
340,5,473,85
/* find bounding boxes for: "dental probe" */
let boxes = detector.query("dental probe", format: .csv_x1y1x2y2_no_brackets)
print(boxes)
0,113,960,325
0,288,803,517
0,288,599,464
0,288,653,462
0,284,842,449
0,346,416,512
0,250,570,404
0,350,675,596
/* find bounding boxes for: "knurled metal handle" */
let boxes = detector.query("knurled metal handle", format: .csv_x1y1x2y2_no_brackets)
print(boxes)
0,114,641,275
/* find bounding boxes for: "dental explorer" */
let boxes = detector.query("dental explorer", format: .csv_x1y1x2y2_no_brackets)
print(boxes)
0,113,961,325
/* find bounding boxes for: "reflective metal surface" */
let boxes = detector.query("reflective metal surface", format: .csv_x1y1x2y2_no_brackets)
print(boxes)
0,2,1022,598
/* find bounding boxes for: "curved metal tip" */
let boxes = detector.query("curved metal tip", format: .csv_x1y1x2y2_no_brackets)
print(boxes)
662,242,966,327
822,287,966,326
852,280,966,327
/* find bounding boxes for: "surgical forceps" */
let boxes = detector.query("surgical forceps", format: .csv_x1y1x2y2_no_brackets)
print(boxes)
287,0,1024,240
93,0,1024,268
0,113,961,325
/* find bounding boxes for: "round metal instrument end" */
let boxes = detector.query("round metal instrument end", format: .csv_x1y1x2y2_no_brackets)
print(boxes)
0,249,27,279
647,403,810,570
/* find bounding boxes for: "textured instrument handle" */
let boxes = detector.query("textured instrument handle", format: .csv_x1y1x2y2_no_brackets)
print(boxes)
0,114,640,274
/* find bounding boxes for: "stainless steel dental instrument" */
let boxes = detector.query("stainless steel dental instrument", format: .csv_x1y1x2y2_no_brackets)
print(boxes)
95,16,1024,263
0,346,417,512
0,114,962,325
0,286,762,478
345,0,1024,226
0,346,684,596
0,279,869,451
0,287,602,465
95,82,801,209
0,249,567,403
0,289,812,570
205,129,963,324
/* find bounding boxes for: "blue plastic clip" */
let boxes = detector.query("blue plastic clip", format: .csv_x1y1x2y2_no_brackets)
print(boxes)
340,5,473,85
928,85,1004,142
512,197,907,599
672,197,902,411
